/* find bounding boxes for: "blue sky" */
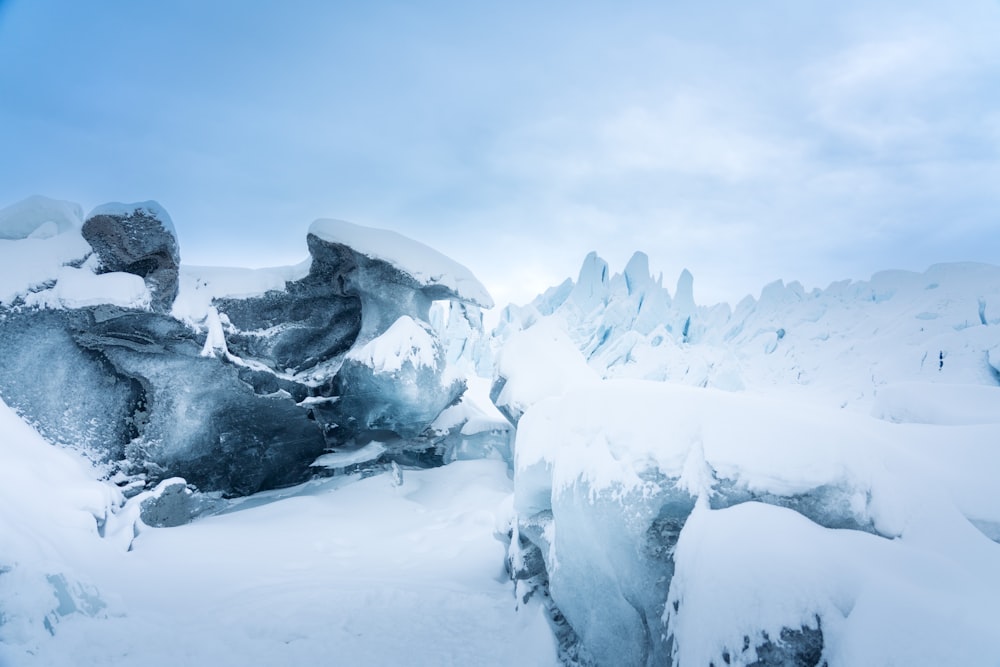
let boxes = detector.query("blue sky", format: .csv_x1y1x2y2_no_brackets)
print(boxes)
2,0,999,307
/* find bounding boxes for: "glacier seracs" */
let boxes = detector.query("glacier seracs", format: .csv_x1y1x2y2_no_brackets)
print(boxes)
490,252,1000,667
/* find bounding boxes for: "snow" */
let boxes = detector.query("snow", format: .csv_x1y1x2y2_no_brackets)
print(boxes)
345,315,440,374
666,500,1000,667
309,219,494,308
0,195,83,240
171,262,310,324
493,318,600,422
25,266,151,310
872,381,1000,425
0,231,92,306
0,396,557,666
310,441,387,469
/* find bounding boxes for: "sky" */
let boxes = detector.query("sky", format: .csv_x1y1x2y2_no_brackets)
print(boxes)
1,0,999,308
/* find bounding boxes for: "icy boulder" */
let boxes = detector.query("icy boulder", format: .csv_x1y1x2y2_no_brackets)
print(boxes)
309,218,493,309
82,202,180,313
0,200,495,498
0,195,83,240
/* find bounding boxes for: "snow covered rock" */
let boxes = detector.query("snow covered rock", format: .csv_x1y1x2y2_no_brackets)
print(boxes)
308,218,494,310
82,202,181,313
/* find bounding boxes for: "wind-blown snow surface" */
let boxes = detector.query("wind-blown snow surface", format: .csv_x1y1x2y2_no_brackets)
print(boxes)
0,397,556,666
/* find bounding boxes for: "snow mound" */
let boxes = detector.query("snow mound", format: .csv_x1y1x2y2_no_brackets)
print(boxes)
0,398,124,658
25,266,152,310
309,218,493,308
346,315,440,374
492,318,600,424
666,500,1000,667
0,231,92,306
0,195,83,240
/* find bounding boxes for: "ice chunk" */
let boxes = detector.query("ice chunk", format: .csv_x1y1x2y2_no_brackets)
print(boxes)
430,376,514,464
322,317,464,441
511,379,920,665
73,310,328,496
666,500,1000,667
673,268,695,314
0,309,144,458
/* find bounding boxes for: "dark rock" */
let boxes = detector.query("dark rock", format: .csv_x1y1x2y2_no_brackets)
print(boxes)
82,203,180,313
748,623,826,667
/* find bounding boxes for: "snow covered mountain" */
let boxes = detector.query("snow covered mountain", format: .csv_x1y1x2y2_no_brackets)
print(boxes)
2,195,999,666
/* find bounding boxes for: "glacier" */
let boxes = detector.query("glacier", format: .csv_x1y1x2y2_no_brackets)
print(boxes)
494,251,1000,666
2,193,1000,666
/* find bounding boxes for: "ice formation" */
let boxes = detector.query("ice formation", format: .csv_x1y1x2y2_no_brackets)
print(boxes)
0,201,493,497
3,194,1000,666
494,252,1000,666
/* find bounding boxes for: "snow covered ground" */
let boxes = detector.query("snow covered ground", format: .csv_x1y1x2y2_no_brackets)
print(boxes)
0,399,555,666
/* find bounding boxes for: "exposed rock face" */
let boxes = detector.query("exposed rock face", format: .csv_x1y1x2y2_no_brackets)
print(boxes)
0,203,491,497
82,203,180,313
